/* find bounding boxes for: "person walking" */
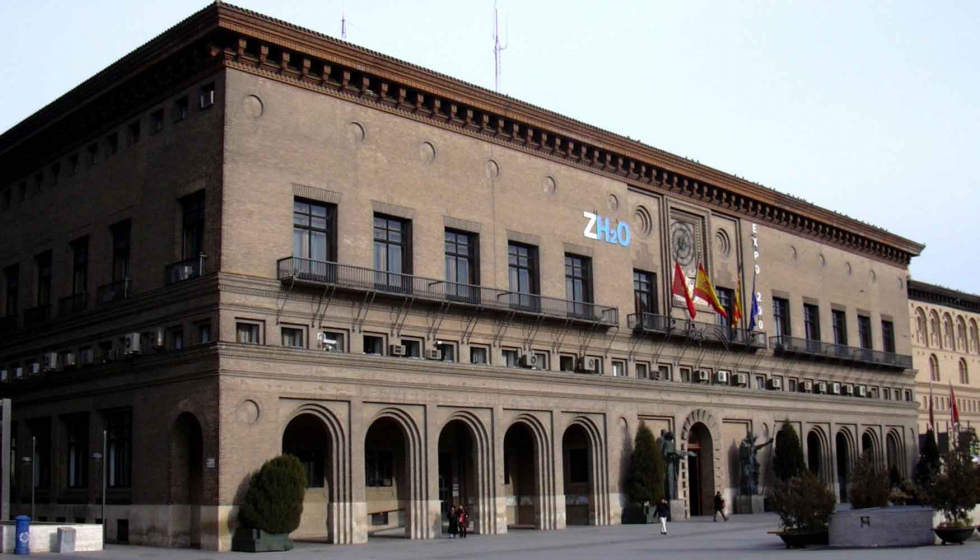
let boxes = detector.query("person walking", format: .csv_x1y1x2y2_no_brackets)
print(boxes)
654,498,670,535
713,491,729,522
458,505,469,539
448,504,459,539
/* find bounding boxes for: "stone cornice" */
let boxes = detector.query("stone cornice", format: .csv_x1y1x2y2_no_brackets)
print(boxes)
908,280,980,315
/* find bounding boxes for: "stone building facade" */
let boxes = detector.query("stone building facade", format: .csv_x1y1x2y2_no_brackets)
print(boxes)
908,281,980,436
0,4,924,551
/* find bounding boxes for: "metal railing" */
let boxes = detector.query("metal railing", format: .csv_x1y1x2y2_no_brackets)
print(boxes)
58,293,88,316
165,254,207,285
277,257,619,326
627,312,767,350
96,278,131,306
23,304,51,328
770,335,912,369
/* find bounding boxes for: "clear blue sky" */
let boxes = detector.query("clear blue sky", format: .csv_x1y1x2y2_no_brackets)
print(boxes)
2,1,977,292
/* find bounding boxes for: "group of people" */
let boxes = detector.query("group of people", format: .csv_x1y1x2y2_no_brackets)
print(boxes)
446,504,470,539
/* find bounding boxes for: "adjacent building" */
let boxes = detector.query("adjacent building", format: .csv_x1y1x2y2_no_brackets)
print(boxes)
0,4,925,551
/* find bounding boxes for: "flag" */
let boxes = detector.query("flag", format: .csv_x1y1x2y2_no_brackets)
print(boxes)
748,270,759,331
929,381,935,430
672,261,696,319
950,382,960,425
731,273,744,328
694,263,728,320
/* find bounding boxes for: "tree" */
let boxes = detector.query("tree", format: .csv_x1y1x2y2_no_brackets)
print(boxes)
625,422,665,505
239,455,308,534
773,421,806,483
928,431,980,528
913,429,940,486
770,472,836,534
849,452,890,509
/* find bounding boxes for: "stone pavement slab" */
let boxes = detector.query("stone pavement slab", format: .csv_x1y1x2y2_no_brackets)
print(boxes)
24,514,980,559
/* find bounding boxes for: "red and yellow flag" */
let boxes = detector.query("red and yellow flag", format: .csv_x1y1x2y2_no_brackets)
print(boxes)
732,274,743,327
672,261,697,319
694,263,729,320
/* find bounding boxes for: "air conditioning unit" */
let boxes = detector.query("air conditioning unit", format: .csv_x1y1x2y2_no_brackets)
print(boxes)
80,348,95,366
389,344,406,357
577,356,599,374
734,373,748,387
843,384,854,396
519,353,538,369
830,382,841,395
42,352,58,372
152,328,166,350
767,377,783,390
715,370,730,385
815,382,827,394
802,380,813,393
857,385,868,398
14,367,24,380
199,88,215,109
177,265,195,281
316,333,339,352
425,349,442,360
696,369,710,383
28,363,41,376
124,333,142,355
63,352,78,369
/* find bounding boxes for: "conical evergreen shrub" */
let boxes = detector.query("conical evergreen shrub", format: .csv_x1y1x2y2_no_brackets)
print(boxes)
238,454,308,534
625,422,665,505
773,421,806,482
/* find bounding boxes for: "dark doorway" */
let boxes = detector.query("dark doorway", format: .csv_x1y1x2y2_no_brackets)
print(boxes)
836,432,849,503
504,422,539,528
562,424,592,525
862,433,875,471
171,413,203,548
686,423,714,516
807,431,822,478
438,420,478,533
282,414,332,542
364,417,409,537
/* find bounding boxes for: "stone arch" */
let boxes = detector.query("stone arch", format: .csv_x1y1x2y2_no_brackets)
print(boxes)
929,354,941,382
861,428,881,470
503,414,558,530
805,426,832,485
561,416,609,526
959,358,969,385
914,307,928,346
680,409,723,517
834,428,856,503
956,316,967,352
929,310,941,348
943,313,954,349
283,403,353,544
969,319,979,354
886,429,904,477
169,412,204,548
438,411,496,535
364,407,429,539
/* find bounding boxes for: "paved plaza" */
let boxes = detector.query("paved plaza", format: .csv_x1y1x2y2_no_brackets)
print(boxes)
27,514,980,559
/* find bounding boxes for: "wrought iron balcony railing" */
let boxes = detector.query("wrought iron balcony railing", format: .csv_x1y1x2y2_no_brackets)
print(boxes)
276,257,619,326
58,293,88,316
96,278,131,306
23,304,51,328
769,335,912,370
627,312,767,351
165,254,207,285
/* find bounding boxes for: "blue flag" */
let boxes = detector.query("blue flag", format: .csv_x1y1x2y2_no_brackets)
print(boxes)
748,270,759,331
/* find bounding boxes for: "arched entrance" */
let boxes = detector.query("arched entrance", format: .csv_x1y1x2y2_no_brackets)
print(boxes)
835,432,850,503
283,414,332,541
438,420,478,533
364,417,411,537
686,423,714,516
807,431,823,478
886,432,902,477
862,432,876,471
504,422,540,528
170,412,203,548
562,424,592,525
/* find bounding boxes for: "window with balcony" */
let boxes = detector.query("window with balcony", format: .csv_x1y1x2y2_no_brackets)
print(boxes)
832,309,847,345
564,254,593,318
106,410,132,488
181,191,206,260
3,264,18,317
508,242,539,311
882,320,895,353
772,297,790,337
373,215,411,289
803,304,820,341
716,288,734,327
111,220,131,282
858,315,872,350
445,229,478,301
633,270,657,315
293,199,336,263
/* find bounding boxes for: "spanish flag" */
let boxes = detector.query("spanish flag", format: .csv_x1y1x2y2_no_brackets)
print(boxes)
672,261,697,319
731,274,743,328
694,263,729,320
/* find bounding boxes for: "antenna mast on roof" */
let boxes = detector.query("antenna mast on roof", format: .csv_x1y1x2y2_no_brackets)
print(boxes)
493,2,507,92
341,10,347,40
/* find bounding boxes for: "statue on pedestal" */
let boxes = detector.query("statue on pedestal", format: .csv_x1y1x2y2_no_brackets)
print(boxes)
660,430,695,501
738,430,773,496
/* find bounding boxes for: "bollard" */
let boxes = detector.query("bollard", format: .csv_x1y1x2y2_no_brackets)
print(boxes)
14,515,30,555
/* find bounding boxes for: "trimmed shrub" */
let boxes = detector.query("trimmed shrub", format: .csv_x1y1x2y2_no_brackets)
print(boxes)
773,421,806,483
238,455,308,534
770,472,836,534
625,422,665,505
849,452,889,509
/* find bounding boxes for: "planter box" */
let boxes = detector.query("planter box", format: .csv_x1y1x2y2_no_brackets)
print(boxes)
934,526,976,545
0,522,103,553
773,530,829,548
829,506,934,548
231,528,294,553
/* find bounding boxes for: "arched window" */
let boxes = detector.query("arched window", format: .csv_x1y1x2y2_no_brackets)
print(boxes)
969,320,979,354
915,308,927,346
956,317,967,352
959,358,969,385
930,311,941,348
930,354,940,382
943,314,954,349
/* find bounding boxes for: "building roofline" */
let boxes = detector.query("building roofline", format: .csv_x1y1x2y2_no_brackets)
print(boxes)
908,280,980,314
0,2,925,260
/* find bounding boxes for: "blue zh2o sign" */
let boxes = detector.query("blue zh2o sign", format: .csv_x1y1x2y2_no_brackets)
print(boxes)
583,211,631,247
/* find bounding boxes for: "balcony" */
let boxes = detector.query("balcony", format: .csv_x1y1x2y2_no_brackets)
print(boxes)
165,254,207,285
0,314,17,335
276,257,619,327
770,335,912,370
58,293,88,316
23,304,51,328
97,278,131,306
628,312,767,351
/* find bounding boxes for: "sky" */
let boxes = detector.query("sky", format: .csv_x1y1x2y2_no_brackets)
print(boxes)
2,1,978,292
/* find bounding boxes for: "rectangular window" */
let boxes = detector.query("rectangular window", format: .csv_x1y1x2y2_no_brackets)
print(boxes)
532,350,549,370
363,334,384,355
318,330,345,352
293,449,324,489
199,82,216,109
111,220,131,282
437,341,457,362
86,143,98,167
508,242,539,311
636,362,650,379
772,297,790,337
611,360,627,377
173,96,189,122
788,378,798,393
151,109,164,133
196,321,211,344
30,419,51,489
169,327,184,350
69,154,79,176
803,303,821,341
470,345,489,365
633,270,658,315
106,132,118,156
564,254,593,317
127,120,141,145
35,251,52,306
282,327,304,348
657,364,671,381
402,338,422,358
882,320,895,353
445,229,478,301
716,288,734,327
32,173,42,195
4,264,18,317
293,199,337,263
66,414,88,488
106,410,132,488
680,367,691,383
181,191,206,260
559,355,575,372
502,348,520,368
755,375,766,390
373,215,411,288
236,322,260,344
50,163,60,186
71,236,89,296
365,450,393,487
858,315,872,350
832,310,847,346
